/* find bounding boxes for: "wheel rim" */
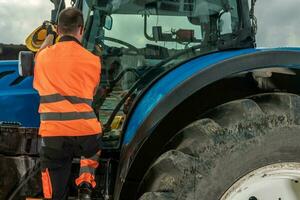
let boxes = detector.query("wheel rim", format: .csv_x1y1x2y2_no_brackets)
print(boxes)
221,162,300,200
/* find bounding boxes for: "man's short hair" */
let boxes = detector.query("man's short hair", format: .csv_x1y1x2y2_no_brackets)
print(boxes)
58,8,84,35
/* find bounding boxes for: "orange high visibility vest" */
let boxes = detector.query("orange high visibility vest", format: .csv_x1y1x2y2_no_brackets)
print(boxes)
33,36,102,137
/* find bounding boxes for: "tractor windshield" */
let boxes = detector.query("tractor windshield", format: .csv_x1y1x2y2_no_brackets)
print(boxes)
82,0,240,85
106,0,239,53
77,0,247,128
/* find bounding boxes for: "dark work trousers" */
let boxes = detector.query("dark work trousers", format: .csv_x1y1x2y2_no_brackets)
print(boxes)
40,135,101,200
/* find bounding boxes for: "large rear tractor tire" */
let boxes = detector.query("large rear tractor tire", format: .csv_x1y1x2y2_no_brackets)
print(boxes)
138,93,300,200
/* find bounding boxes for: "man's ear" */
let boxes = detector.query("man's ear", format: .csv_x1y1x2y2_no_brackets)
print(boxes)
80,26,84,35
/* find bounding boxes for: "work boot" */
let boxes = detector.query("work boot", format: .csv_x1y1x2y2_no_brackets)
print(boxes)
78,182,93,200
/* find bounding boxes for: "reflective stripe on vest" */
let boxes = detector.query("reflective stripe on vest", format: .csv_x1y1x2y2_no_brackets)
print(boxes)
40,94,93,106
39,93,96,121
40,111,96,121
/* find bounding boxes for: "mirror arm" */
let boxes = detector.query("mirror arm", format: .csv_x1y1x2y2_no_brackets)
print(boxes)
250,0,258,35
144,15,155,41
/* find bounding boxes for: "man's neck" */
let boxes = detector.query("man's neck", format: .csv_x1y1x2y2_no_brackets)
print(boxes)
58,35,82,45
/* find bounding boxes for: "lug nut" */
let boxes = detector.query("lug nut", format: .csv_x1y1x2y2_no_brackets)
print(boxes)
249,197,258,200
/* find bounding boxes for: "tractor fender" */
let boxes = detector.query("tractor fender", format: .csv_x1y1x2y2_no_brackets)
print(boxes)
115,48,300,200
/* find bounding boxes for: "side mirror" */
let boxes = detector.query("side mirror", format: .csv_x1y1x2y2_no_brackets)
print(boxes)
18,51,34,76
219,11,233,35
104,15,113,30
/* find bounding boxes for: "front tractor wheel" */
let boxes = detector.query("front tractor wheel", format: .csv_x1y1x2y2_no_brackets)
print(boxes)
138,93,300,200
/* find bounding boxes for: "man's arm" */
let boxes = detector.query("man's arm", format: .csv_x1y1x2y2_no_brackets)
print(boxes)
93,83,99,97
39,34,55,52
94,57,102,96
34,34,54,61
36,23,57,57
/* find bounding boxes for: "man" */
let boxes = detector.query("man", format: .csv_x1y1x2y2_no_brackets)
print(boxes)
33,8,102,200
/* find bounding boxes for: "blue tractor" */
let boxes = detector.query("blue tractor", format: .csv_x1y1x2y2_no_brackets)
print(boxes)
2,0,300,199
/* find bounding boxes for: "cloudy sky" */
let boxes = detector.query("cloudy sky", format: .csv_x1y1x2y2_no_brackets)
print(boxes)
0,0,300,47
0,0,53,44
0,0,72,44
255,0,300,47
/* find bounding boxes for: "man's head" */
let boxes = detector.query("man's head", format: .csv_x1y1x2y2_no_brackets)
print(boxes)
58,8,84,41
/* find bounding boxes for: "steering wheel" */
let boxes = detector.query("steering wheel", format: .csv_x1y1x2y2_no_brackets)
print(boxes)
104,36,139,54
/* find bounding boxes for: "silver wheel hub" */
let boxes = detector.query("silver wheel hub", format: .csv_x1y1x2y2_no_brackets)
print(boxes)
221,163,300,200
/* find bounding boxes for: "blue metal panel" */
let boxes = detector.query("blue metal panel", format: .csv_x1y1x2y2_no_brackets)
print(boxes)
0,60,39,127
2,47,300,132
123,47,300,144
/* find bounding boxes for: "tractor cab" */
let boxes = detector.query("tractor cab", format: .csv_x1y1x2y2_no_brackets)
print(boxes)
63,0,256,134
16,0,256,149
